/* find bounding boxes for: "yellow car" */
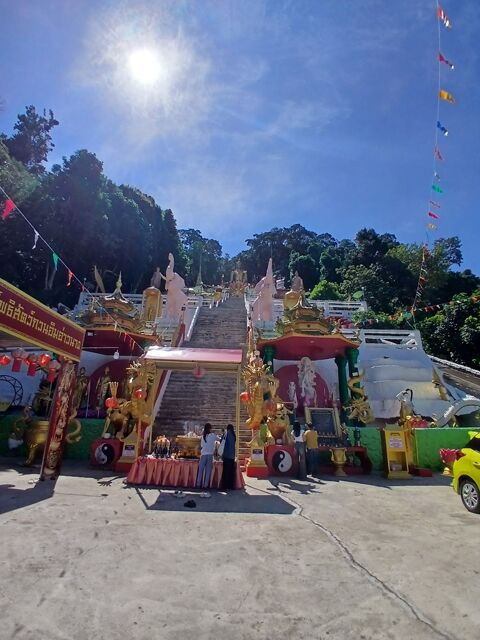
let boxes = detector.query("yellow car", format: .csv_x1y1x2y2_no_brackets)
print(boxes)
452,433,480,513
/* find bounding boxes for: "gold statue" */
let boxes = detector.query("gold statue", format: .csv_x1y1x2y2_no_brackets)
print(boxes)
230,261,247,297
346,372,374,425
71,367,90,411
142,286,162,322
95,366,111,413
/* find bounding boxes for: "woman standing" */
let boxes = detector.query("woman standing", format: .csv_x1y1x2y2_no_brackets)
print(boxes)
221,424,237,490
292,421,307,480
196,423,217,492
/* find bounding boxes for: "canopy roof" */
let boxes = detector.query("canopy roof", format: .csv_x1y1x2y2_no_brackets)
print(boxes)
144,346,243,372
257,333,359,361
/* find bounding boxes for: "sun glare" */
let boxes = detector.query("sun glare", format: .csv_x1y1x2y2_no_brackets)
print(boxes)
127,48,162,85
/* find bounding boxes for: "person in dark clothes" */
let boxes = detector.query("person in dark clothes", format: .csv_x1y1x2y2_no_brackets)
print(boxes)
221,423,237,490
292,421,307,480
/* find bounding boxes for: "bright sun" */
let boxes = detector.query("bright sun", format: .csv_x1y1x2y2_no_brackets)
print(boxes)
127,48,161,85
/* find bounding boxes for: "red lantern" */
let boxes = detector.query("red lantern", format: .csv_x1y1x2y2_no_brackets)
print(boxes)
133,388,146,400
38,353,51,367
11,348,27,372
239,391,250,403
47,360,61,382
0,354,11,366
25,353,39,376
105,396,118,409
192,366,206,379
265,399,277,413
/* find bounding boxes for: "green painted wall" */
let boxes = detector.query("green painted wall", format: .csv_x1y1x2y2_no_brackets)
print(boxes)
347,427,478,472
0,413,105,461
64,420,105,460
413,428,475,470
347,427,383,470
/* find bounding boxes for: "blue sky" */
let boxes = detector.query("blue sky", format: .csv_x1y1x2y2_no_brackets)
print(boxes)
1,1,479,272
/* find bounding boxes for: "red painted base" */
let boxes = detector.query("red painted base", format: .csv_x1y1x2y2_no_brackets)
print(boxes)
245,460,270,478
409,465,433,477
114,460,134,473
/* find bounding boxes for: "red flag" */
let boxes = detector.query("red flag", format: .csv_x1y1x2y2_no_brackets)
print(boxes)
67,270,74,287
434,147,444,161
1,198,16,220
437,6,452,28
428,211,440,219
438,52,454,69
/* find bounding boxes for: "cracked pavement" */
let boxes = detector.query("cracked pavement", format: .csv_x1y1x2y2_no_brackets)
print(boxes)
0,462,478,640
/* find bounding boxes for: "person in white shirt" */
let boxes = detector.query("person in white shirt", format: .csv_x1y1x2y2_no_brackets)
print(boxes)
196,423,217,490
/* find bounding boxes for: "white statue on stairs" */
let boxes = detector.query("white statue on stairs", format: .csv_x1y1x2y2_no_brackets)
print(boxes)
251,258,275,323
164,253,188,321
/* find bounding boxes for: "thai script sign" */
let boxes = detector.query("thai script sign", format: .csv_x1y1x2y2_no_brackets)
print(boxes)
0,278,85,361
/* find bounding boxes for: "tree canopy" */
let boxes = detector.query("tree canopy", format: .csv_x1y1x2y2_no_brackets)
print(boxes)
1,106,479,366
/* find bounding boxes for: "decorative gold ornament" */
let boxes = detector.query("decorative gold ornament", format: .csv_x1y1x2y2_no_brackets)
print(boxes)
346,372,374,425
330,447,347,476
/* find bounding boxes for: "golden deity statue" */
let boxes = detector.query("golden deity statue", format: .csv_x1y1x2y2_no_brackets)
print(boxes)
230,261,248,297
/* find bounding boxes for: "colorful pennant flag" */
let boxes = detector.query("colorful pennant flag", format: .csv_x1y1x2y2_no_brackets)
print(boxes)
67,270,73,287
437,121,448,136
52,252,59,269
432,185,443,193
1,198,16,220
437,6,452,29
434,172,441,181
439,89,455,104
32,230,39,250
429,200,441,208
438,52,454,69
434,147,444,161
427,223,437,230
428,211,440,219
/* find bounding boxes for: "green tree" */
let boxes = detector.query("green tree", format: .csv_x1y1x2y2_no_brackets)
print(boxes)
309,279,343,300
288,252,319,291
3,105,59,175
418,291,480,368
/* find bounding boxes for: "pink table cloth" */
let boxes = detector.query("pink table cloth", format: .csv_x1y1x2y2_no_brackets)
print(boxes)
127,457,245,490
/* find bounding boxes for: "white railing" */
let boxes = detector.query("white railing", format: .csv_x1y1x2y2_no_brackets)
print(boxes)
245,294,367,324
429,355,480,378
341,328,423,349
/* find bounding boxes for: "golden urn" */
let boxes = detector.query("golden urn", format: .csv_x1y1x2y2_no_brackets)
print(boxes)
330,447,347,476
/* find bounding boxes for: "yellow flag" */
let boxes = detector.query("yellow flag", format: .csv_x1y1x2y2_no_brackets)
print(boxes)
439,89,455,104
427,223,437,230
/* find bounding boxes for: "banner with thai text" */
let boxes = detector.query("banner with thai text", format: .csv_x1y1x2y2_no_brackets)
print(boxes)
0,278,85,361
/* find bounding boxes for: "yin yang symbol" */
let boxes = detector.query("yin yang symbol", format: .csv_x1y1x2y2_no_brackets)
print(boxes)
272,449,293,473
95,443,115,466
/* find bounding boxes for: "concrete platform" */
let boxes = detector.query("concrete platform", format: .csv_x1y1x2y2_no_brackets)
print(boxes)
0,461,477,640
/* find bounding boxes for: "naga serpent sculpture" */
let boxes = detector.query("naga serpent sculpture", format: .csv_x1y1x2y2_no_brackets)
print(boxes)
346,371,375,425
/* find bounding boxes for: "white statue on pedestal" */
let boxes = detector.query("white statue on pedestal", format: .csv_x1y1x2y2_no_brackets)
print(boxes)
164,253,188,321
251,258,275,323
298,356,317,407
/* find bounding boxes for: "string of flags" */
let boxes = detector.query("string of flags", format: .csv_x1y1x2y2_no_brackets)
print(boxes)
412,2,457,313
0,186,145,355
356,294,479,327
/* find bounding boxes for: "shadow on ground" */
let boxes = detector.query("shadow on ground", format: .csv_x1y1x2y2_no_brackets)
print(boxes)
0,481,55,515
133,486,296,515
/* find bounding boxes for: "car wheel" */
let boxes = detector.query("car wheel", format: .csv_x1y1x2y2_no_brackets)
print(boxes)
460,478,480,514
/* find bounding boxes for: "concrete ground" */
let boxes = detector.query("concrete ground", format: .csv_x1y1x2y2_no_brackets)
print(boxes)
0,462,478,640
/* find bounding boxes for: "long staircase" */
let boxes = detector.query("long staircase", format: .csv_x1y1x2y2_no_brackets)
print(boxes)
154,297,251,466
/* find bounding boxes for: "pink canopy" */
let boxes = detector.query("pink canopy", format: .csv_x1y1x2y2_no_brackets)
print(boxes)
144,346,243,371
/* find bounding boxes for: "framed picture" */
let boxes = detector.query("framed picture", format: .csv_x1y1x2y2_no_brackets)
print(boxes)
304,407,342,439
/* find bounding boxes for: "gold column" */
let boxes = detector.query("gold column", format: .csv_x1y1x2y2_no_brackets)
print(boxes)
235,366,241,459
